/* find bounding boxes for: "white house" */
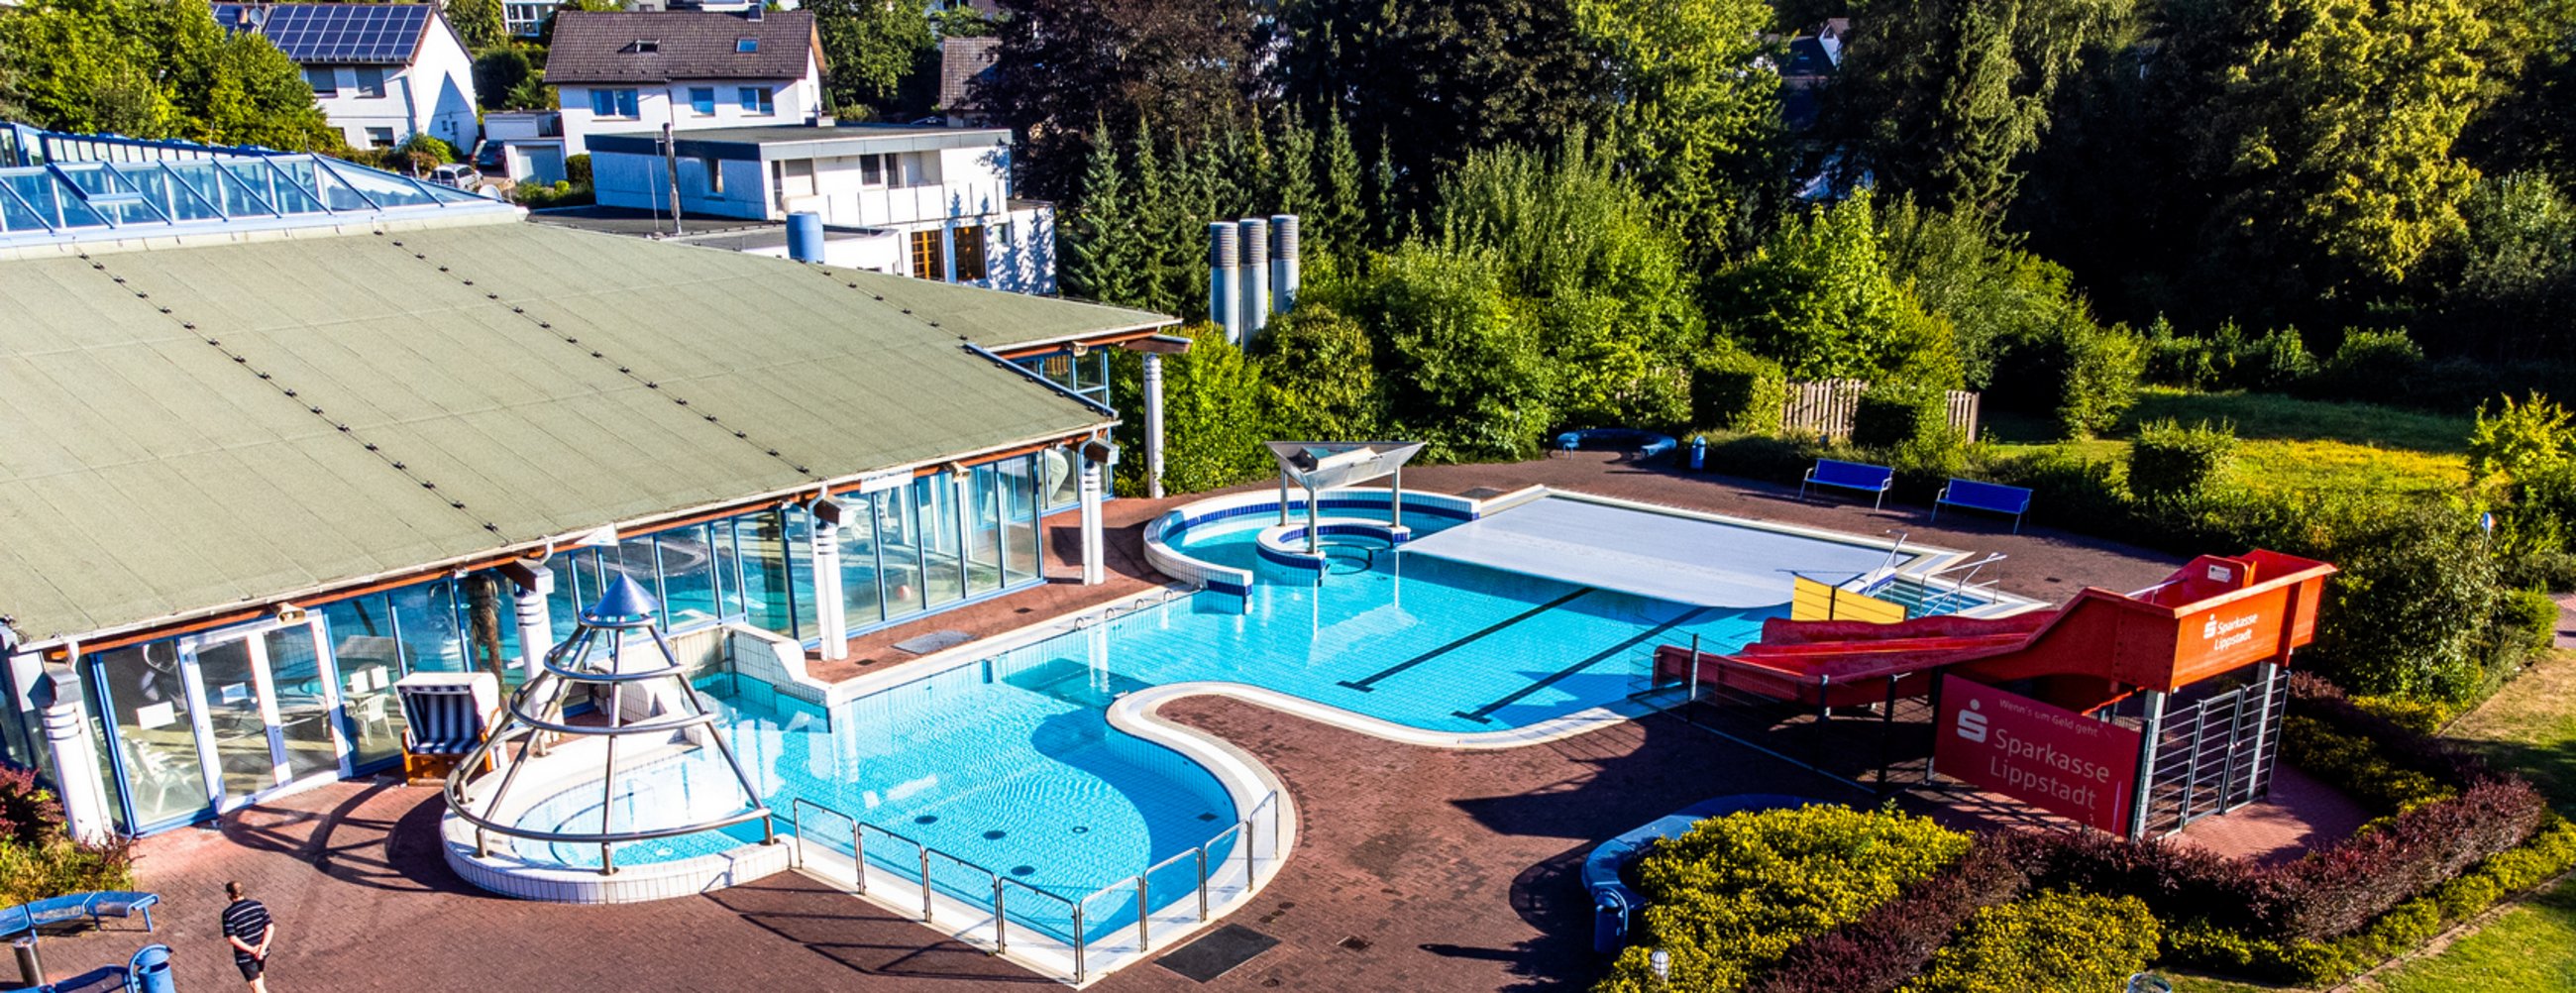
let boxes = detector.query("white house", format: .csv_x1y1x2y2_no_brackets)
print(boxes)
587,125,1055,294
545,8,826,158
213,2,478,153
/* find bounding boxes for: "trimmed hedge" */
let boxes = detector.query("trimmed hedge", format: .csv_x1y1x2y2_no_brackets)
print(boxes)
2127,418,2239,506
1751,836,2028,993
1901,890,2161,993
2262,780,2547,940
1852,382,1953,451
1594,806,1970,993
1692,351,1788,433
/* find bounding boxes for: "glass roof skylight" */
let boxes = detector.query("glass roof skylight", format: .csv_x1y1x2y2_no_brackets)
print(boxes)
0,152,516,249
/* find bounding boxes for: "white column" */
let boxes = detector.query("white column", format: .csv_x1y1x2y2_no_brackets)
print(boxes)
511,569,555,672
809,506,848,661
1142,352,1167,499
1078,459,1107,586
31,663,111,845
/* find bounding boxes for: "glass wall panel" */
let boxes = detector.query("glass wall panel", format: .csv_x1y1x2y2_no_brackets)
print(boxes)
785,509,818,639
388,581,467,672
320,597,404,768
1000,455,1041,584
838,494,885,630
1036,445,1080,509
880,485,925,620
543,553,583,642
454,574,516,672
915,475,966,607
262,626,339,782
193,637,273,799
92,642,209,828
79,690,125,833
967,463,1006,597
711,518,746,620
658,525,720,628
607,533,664,619
739,510,797,638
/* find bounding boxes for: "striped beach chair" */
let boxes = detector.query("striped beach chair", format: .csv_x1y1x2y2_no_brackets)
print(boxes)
393,672,499,784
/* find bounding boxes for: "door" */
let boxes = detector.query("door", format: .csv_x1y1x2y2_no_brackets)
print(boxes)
185,621,349,811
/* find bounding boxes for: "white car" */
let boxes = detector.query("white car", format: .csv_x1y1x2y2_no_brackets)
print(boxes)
427,164,481,190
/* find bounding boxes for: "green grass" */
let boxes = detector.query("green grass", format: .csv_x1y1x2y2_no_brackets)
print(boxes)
2124,387,2472,454
2448,649,2576,815
2369,874,2576,992
1982,387,2471,496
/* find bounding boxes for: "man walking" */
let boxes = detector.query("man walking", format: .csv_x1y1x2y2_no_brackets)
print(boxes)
220,881,273,992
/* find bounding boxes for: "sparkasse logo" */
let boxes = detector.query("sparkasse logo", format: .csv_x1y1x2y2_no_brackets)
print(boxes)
1954,699,1988,743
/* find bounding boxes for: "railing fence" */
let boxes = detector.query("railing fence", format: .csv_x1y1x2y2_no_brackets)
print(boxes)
1781,380,1981,441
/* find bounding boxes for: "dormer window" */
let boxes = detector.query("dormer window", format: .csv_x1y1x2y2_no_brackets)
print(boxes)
631,40,659,54
736,38,757,53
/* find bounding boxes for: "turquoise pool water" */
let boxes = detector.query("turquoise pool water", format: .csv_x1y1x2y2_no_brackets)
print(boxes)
515,503,1807,942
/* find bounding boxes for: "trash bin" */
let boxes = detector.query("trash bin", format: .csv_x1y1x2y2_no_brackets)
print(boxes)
130,943,174,993
11,935,40,988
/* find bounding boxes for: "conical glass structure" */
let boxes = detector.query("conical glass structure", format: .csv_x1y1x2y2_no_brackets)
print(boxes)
443,577,773,874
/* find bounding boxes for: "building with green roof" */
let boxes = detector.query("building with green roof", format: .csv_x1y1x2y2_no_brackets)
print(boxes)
0,130,1177,840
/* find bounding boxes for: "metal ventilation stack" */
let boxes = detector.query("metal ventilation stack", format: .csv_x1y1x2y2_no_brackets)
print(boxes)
444,577,774,874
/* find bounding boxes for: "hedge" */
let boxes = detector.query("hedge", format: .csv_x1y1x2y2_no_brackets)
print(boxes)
1593,806,1970,993
1900,890,2160,993
1751,835,2028,993
1691,351,1788,434
2127,418,2239,506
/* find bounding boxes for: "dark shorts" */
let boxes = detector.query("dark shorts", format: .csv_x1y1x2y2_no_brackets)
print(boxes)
237,957,263,981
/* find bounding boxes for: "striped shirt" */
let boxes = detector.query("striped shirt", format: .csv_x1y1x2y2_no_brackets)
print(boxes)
221,899,271,964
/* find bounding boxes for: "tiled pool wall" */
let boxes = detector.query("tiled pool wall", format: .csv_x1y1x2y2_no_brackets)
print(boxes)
1144,488,1478,597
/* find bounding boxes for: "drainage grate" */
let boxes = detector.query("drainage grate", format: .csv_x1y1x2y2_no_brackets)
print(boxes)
1154,924,1281,983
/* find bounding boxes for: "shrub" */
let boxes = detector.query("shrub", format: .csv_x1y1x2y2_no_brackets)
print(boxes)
1852,382,1953,451
1254,304,1383,441
2296,502,2503,701
2500,588,2561,656
565,153,592,186
2236,327,2319,389
2284,673,2496,806
0,767,61,848
1975,445,2132,530
1691,350,1788,434
2126,418,2238,506
1111,322,1268,494
2280,715,2454,813
0,767,133,906
1594,806,1970,993
397,133,457,165
2304,328,2424,400
2261,780,2547,940
2056,320,2147,438
1753,835,2029,993
1901,890,2160,993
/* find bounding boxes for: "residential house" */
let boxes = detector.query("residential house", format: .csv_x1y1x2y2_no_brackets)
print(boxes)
214,2,479,152
546,8,826,158
580,124,1056,294
938,36,999,126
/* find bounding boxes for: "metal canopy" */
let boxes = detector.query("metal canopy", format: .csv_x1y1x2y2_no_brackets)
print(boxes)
1265,441,1425,555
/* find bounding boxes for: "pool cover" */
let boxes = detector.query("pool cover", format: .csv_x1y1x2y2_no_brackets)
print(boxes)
1397,496,1893,608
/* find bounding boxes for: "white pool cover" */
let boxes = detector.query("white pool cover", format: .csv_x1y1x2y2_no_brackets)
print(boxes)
1399,496,1895,608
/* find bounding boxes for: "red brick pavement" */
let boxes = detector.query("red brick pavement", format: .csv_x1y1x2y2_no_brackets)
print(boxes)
29,456,2293,991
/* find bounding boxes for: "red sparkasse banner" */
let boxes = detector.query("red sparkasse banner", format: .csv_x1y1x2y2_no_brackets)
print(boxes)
1933,676,2144,834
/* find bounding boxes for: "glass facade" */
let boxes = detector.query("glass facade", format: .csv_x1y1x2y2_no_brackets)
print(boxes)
1013,348,1111,511
70,452,1052,835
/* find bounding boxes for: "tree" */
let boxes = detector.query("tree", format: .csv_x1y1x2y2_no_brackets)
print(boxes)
0,0,336,151
1126,125,1185,316
1060,124,1144,305
1825,0,2132,216
1573,0,1784,259
1112,324,1270,493
1714,190,1960,386
1316,107,1366,268
810,0,933,115
1272,108,1319,222
1347,242,1556,461
450,0,508,52
2429,173,2576,361
979,0,1263,200
473,48,534,111
1254,304,1383,440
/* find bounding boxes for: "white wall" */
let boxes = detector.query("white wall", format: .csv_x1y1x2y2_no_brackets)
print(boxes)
304,25,480,152
559,55,823,157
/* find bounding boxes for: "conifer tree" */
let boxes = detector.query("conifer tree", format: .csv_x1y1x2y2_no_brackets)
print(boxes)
1370,128,1407,244
1273,107,1320,223
1319,106,1366,264
1062,125,1143,306
1127,124,1182,315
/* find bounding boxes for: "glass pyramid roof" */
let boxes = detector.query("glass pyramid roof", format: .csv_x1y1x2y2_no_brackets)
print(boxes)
0,140,517,249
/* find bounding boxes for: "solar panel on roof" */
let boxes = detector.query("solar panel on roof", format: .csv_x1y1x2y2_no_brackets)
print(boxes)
216,3,428,63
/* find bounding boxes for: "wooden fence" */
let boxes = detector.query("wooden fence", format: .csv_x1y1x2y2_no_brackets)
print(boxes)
1781,380,1981,441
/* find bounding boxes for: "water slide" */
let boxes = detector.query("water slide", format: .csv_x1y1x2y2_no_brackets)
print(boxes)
1654,550,2336,714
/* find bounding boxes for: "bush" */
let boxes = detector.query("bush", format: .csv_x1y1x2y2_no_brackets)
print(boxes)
2297,502,2504,701
1975,445,2132,531
2284,673,2496,807
1691,350,1787,434
2303,328,2424,400
1595,806,1970,993
565,153,592,187
2056,320,2147,438
2126,419,2238,506
1852,382,1953,451
2262,780,2547,940
1901,890,2160,993
0,767,133,906
1112,322,1268,494
1254,304,1382,441
2500,588,2561,656
1754,836,2029,993
2280,715,2453,812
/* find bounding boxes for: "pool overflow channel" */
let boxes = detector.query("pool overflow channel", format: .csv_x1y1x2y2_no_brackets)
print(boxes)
787,791,1283,984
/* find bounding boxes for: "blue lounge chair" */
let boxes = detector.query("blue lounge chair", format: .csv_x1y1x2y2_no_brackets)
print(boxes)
87,892,157,933
1933,478,2034,532
0,891,158,943
1552,428,1678,462
1800,458,1895,509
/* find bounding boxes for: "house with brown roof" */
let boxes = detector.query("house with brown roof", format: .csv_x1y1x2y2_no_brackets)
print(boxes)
938,37,1000,126
546,8,826,157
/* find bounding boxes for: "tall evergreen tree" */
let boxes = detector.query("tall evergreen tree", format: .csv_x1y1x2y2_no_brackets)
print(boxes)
1127,124,1183,315
1318,106,1367,264
980,0,1263,200
1273,108,1320,221
1062,124,1144,306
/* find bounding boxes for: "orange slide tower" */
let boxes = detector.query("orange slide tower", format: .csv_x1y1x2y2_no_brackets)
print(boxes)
1654,549,2337,717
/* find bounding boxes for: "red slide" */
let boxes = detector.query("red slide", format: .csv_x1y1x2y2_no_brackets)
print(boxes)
1655,550,2336,713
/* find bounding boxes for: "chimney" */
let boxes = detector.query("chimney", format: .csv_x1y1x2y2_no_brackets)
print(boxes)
1269,214,1299,317
1208,222,1239,343
1237,217,1269,341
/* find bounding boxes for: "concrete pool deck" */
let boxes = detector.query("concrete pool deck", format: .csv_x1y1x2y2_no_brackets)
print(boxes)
37,455,2278,991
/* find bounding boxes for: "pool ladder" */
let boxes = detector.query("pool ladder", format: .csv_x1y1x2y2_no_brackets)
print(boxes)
786,790,1281,984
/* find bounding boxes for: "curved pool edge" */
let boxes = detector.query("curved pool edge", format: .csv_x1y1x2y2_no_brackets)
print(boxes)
1113,680,1672,751
439,808,796,904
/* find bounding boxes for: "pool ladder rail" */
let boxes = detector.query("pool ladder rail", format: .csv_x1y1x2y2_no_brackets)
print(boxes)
785,791,1281,985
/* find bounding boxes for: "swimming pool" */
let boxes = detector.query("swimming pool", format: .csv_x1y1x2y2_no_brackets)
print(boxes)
486,488,1964,971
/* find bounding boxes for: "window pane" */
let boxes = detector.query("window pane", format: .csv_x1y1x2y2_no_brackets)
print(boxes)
1037,446,1080,509
544,553,584,643
304,68,337,96
659,525,721,628
321,599,405,768
824,495,876,630
967,463,1005,596
916,475,966,607
711,518,745,619
738,511,798,638
880,485,925,620
92,642,209,828
786,509,818,639
390,581,468,673
1000,455,1041,584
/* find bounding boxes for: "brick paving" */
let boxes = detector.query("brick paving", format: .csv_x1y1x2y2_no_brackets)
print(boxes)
31,456,2329,991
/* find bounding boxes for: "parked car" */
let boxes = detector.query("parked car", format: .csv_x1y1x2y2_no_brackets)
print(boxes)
428,164,481,190
473,140,504,172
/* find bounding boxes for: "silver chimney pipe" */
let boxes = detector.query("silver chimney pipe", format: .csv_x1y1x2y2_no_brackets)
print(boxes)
1238,217,1269,341
1208,222,1240,343
1269,214,1300,317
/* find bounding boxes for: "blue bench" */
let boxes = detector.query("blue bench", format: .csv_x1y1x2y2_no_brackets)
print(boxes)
1934,478,2034,532
1800,459,1894,508
0,891,159,941
1553,428,1677,462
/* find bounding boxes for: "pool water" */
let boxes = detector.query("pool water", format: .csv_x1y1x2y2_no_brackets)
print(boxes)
517,503,1803,938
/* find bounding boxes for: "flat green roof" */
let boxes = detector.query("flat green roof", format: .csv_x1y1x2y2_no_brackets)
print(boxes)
0,219,1139,645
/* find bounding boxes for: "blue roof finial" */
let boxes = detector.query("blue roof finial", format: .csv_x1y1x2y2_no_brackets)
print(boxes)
580,576,661,625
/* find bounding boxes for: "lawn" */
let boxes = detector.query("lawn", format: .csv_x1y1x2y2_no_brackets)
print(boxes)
2368,873,2576,992
2448,648,2576,813
1985,387,2470,496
